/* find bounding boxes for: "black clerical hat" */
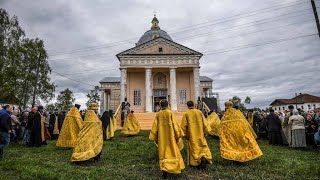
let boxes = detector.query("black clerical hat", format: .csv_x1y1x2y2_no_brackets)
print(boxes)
75,104,81,110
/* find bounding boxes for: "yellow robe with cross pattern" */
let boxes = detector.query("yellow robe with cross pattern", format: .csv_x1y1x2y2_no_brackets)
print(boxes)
56,107,83,148
121,113,141,136
149,109,185,174
219,108,262,162
71,110,103,162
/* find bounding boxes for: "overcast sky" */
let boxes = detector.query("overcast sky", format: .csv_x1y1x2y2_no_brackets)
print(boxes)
1,0,320,109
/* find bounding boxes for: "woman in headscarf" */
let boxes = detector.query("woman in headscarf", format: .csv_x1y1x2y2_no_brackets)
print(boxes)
288,110,306,148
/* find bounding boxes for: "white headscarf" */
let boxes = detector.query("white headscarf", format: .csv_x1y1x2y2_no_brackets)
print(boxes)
292,109,299,115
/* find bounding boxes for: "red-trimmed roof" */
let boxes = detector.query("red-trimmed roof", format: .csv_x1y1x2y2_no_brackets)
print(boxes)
270,94,320,106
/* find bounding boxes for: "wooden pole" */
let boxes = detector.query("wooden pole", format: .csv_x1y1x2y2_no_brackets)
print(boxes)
31,53,41,108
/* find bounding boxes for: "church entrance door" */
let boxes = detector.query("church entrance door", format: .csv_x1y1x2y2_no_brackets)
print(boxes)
153,89,167,112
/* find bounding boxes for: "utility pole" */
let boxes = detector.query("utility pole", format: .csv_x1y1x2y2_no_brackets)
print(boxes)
31,53,41,108
311,0,320,38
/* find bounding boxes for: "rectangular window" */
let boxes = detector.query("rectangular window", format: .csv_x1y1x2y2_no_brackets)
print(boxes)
283,107,285,110
308,104,311,109
133,90,141,106
179,89,187,104
158,47,163,53
301,106,304,110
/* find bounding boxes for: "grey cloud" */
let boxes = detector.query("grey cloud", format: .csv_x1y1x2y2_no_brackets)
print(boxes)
2,0,320,108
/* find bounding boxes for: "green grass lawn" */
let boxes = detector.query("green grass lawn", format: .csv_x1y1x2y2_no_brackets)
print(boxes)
0,131,319,179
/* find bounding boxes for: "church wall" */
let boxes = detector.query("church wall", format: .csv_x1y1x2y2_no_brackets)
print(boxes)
110,89,121,112
127,71,146,113
176,71,192,112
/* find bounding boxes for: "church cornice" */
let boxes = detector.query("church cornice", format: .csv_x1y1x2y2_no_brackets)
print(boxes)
119,53,201,56
119,56,200,68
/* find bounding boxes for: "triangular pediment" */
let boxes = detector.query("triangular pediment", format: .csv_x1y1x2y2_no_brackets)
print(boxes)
117,37,202,57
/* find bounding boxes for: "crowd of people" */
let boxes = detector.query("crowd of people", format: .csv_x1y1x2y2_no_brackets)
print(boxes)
0,102,140,162
1,100,319,179
0,105,68,149
244,105,320,149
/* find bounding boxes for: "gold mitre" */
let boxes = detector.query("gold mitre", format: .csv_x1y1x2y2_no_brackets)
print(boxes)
88,102,98,110
224,101,233,109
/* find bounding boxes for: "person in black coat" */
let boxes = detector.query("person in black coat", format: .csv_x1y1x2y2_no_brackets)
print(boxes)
29,106,45,147
58,111,66,131
49,109,59,140
266,109,283,145
253,112,262,137
100,111,111,141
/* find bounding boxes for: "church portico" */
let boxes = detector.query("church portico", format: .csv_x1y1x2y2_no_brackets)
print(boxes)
123,67,196,113
99,15,217,114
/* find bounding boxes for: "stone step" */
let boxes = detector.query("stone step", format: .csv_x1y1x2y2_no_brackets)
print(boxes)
116,112,185,130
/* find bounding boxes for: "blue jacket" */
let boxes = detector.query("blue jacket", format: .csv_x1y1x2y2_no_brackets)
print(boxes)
0,109,12,132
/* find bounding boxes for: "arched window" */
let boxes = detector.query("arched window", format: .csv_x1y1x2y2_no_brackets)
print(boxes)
153,72,167,89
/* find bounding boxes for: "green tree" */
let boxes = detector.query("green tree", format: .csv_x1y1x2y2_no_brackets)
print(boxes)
244,96,251,104
229,96,247,111
45,103,56,112
86,86,100,107
0,8,25,104
18,38,55,109
0,9,55,109
56,88,75,111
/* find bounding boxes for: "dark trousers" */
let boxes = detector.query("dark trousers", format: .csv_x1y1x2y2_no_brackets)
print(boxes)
0,132,10,159
268,131,283,145
121,112,125,127
307,133,317,147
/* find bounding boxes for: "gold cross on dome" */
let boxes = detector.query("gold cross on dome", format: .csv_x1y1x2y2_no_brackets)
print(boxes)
153,10,157,17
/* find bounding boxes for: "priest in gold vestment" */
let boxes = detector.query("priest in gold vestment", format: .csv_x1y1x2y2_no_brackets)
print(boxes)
56,105,83,148
219,101,262,162
122,111,141,136
207,111,221,137
71,103,103,163
109,110,117,138
149,100,185,178
181,101,212,170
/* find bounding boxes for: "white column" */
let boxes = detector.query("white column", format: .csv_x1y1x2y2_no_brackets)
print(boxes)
206,89,210,98
170,68,177,111
107,93,111,110
100,90,105,115
145,68,152,112
103,91,107,111
193,67,200,102
120,68,127,102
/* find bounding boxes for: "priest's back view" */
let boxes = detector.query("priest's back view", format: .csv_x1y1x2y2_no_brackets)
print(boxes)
219,101,263,163
149,100,185,178
71,103,103,163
